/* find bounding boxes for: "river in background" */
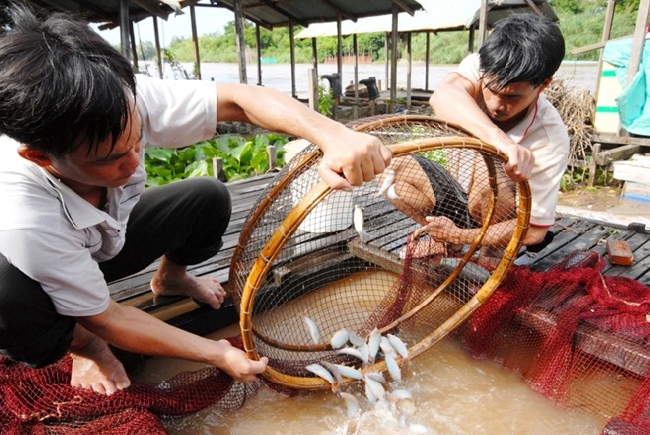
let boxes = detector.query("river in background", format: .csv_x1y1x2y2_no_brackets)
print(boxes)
149,60,599,99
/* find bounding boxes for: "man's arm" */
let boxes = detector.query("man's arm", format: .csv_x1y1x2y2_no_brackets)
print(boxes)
215,83,392,191
420,215,549,247
430,74,534,182
76,300,268,382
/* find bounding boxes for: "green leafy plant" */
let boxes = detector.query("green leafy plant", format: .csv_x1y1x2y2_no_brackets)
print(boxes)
317,83,334,117
144,132,288,187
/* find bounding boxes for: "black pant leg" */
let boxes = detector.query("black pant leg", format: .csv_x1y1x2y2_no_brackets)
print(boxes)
99,177,231,282
0,254,75,367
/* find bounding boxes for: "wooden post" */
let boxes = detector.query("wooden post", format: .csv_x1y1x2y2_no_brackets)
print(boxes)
234,0,247,84
593,0,617,102
477,0,488,49
353,33,359,120
588,142,601,187
129,22,139,72
190,4,201,79
390,5,398,114
213,157,225,182
256,24,263,85
152,16,163,79
267,145,277,171
311,38,319,78
337,16,343,79
119,0,131,60
289,23,296,98
308,68,318,111
384,32,389,93
407,32,412,109
425,32,431,91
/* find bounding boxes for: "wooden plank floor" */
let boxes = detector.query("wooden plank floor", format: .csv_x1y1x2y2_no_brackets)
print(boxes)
108,173,650,333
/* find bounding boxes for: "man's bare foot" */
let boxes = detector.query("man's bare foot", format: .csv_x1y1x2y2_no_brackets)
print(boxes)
70,328,130,395
150,256,226,309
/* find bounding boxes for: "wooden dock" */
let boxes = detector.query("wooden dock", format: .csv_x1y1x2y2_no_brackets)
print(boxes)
108,172,650,335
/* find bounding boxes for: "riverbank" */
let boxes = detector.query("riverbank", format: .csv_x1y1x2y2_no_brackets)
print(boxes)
152,60,599,99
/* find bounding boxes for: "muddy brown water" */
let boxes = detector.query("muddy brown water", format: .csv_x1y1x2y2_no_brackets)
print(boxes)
134,271,608,435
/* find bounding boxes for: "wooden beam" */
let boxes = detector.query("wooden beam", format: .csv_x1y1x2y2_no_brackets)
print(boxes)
392,0,417,16
521,0,543,16
593,144,641,166
254,0,310,27
130,0,169,20
572,35,630,55
319,0,356,22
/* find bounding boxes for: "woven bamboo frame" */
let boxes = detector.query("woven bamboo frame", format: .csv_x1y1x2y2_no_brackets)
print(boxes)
236,117,531,389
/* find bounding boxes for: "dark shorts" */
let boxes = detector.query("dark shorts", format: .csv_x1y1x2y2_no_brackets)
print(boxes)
412,155,479,229
0,177,231,368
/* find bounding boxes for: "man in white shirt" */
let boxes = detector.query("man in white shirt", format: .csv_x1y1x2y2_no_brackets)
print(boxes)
0,4,391,395
383,13,569,258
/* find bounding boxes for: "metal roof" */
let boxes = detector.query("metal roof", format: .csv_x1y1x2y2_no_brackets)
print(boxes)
24,0,181,24
24,0,426,29
295,0,558,39
209,0,424,28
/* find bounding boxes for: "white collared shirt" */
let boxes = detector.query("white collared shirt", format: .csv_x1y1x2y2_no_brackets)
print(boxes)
0,75,218,316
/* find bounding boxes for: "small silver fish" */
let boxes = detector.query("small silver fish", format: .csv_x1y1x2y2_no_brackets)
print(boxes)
320,360,343,386
336,347,367,364
353,205,369,243
374,168,395,197
330,328,350,349
303,316,321,344
379,336,396,357
386,183,399,200
364,374,386,401
333,364,363,381
305,363,334,385
348,330,366,347
387,334,409,359
364,379,378,403
367,328,381,363
365,371,386,384
358,343,370,366
385,352,401,382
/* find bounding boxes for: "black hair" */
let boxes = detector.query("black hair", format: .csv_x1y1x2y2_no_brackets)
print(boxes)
478,13,565,90
0,1,136,156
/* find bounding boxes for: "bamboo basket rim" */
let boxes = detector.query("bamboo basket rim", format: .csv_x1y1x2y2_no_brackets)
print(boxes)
235,119,531,389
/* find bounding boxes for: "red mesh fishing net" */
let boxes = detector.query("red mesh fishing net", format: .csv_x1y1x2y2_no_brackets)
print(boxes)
0,336,260,434
459,249,650,434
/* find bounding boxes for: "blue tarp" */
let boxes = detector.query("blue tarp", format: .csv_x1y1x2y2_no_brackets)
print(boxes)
603,37,650,136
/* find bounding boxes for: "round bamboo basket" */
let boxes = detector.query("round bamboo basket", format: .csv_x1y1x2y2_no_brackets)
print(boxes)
229,115,531,389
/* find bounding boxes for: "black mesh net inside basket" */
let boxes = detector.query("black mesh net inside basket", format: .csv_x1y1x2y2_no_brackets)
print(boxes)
228,115,531,389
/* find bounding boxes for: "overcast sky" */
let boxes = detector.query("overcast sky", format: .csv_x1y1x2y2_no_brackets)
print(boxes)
94,6,234,46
